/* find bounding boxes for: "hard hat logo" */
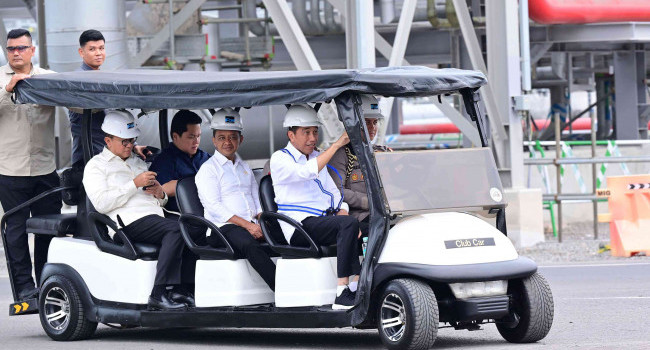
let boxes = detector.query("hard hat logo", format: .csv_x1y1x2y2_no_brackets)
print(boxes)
127,122,135,129
225,116,235,124
371,103,379,110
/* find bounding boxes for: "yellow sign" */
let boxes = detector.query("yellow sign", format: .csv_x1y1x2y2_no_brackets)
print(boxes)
596,189,611,197
13,302,29,314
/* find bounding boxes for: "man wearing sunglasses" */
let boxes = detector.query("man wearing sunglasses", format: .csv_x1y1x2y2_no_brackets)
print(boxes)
0,29,61,301
83,110,194,311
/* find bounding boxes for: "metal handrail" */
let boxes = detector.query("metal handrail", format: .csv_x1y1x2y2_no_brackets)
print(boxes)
525,156,650,165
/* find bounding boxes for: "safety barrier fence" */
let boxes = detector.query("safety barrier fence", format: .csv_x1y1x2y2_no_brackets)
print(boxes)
522,113,650,242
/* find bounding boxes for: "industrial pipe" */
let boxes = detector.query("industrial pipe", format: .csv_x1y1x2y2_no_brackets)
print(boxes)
400,118,650,135
529,0,650,24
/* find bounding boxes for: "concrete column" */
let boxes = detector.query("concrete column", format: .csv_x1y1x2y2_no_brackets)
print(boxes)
486,1,544,247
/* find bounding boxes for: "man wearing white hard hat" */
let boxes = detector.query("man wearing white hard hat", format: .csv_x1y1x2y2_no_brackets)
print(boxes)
328,94,391,237
195,108,276,290
83,110,193,311
269,104,360,310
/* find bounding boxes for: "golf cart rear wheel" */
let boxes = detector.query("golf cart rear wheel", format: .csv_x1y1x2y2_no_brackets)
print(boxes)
377,278,438,350
39,275,97,341
497,272,554,343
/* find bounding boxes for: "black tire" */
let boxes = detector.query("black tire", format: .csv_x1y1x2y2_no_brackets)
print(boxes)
377,278,438,350
39,275,98,341
497,272,554,343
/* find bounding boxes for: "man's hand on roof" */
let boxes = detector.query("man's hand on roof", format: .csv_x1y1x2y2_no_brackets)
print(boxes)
4,73,30,93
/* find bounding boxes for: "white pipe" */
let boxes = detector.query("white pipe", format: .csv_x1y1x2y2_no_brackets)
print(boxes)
380,0,395,24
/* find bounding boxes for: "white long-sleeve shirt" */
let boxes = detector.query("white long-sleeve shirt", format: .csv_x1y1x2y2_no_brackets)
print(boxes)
83,148,167,237
270,142,348,242
195,151,262,228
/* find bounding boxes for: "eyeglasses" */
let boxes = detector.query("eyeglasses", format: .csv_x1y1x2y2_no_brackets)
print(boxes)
216,135,240,142
120,138,137,147
6,46,31,53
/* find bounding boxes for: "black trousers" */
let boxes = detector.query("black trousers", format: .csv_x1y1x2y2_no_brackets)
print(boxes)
293,215,361,278
122,215,187,286
207,224,276,290
0,172,61,292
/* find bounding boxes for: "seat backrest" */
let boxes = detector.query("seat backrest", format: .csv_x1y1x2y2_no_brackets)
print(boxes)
60,166,84,206
252,167,266,186
176,176,204,216
259,175,278,212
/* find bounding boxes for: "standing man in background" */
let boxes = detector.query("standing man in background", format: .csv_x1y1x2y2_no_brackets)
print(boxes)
68,29,148,166
0,29,61,300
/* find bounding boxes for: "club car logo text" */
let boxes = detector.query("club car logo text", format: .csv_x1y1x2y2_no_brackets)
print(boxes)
444,237,496,249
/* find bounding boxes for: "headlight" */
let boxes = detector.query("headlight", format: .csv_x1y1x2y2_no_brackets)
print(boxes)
449,280,507,299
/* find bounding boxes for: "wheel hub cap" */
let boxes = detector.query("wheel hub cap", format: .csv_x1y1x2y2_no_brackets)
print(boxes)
44,287,70,331
381,293,406,342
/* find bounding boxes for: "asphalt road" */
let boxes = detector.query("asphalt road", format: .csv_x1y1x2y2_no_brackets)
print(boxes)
1,261,649,349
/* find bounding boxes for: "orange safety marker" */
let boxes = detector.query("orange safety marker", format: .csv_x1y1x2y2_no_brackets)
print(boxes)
606,175,650,257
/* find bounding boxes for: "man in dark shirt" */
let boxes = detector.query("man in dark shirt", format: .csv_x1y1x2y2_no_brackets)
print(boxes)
68,29,148,166
149,110,210,215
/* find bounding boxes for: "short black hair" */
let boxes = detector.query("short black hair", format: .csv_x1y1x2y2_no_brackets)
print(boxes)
171,110,202,138
79,29,105,47
288,126,299,133
7,29,32,43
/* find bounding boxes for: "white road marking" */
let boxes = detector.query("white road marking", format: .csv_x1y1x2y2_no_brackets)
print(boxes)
563,296,650,300
540,262,650,268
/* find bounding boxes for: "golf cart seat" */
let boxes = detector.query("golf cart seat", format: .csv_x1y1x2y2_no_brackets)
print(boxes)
26,214,77,236
176,176,276,307
258,175,337,258
175,176,279,259
86,198,160,261
12,167,83,237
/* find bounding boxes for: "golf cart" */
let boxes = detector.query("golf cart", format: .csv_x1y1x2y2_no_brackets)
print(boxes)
4,66,553,349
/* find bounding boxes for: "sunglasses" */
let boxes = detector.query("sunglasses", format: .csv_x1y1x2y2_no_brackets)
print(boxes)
6,46,31,53
118,138,137,147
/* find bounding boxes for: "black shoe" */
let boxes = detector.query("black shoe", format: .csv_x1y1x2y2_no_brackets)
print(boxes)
333,288,356,310
148,293,187,311
169,291,195,307
18,286,39,300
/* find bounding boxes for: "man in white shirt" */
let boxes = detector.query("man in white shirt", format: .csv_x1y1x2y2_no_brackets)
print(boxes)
195,108,276,290
269,104,360,310
83,110,193,311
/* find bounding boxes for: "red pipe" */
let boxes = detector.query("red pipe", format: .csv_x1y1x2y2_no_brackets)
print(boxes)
529,0,650,24
399,119,650,135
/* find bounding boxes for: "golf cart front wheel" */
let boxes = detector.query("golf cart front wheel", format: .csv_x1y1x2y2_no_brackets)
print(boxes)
377,278,438,350
39,275,97,341
497,272,554,343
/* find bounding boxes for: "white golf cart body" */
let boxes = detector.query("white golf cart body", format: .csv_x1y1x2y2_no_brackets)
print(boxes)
4,66,553,349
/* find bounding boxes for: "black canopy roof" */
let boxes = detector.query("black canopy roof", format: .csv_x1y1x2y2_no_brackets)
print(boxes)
14,66,486,109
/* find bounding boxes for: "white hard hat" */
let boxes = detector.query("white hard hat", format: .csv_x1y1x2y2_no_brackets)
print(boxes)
282,104,321,128
211,108,243,131
101,110,140,138
360,94,384,119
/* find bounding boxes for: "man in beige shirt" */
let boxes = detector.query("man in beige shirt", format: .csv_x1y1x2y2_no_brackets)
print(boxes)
0,29,61,301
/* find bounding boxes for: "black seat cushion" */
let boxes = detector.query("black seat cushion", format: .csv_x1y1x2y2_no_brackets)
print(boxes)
319,244,337,257
26,214,77,236
112,234,160,261
132,242,160,261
